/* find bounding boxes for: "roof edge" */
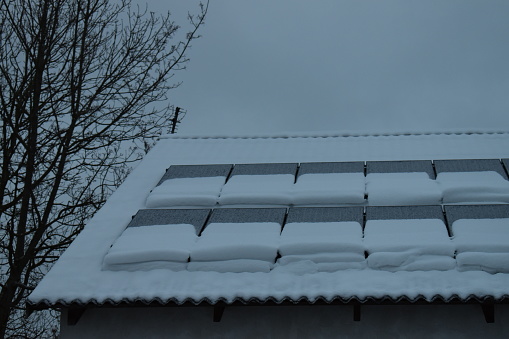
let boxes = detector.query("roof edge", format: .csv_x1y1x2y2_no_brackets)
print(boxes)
27,294,509,311
160,129,509,140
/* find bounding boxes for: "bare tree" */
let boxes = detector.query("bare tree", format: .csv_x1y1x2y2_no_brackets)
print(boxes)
0,0,207,336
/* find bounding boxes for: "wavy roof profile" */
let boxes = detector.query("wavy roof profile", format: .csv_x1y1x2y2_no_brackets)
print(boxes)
28,131,509,310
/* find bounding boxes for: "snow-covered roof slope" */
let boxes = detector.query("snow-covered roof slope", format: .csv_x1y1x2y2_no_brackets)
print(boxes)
28,131,509,307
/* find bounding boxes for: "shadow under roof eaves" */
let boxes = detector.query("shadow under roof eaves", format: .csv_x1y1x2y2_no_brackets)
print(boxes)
287,207,364,225
366,205,445,222
298,162,364,177
230,163,298,176
444,204,509,225
434,159,507,179
366,160,435,179
158,164,233,185
207,208,287,225
127,209,210,234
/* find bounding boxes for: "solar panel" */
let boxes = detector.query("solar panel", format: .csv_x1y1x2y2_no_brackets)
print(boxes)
207,208,287,225
128,209,211,234
367,160,435,179
502,159,509,176
444,204,509,225
434,159,507,179
298,162,364,177
158,164,232,185
286,207,364,224
366,205,444,222
230,163,298,176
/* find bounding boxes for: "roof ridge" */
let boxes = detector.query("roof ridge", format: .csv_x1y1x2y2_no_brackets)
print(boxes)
160,129,509,141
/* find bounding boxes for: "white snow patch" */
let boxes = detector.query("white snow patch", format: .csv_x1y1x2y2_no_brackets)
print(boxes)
291,173,366,205
146,176,226,208
218,174,294,205
456,252,509,273
279,222,364,255
103,224,197,270
367,252,456,271
452,218,509,252
277,253,365,264
364,219,454,255
105,261,188,272
366,172,442,206
272,260,366,274
436,171,509,203
187,259,272,273
364,219,454,271
190,222,281,262
452,218,509,273
276,222,365,273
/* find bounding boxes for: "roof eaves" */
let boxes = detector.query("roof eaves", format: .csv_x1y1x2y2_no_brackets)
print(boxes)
27,294,509,312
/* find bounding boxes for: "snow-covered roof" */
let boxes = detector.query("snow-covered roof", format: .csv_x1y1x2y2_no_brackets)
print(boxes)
28,131,509,308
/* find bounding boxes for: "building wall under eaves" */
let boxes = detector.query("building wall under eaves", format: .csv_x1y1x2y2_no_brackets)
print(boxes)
60,304,509,338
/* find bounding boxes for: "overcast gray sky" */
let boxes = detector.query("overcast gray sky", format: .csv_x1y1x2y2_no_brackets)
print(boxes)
150,1,509,135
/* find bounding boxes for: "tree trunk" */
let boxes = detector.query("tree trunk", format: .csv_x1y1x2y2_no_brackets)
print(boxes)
0,271,22,338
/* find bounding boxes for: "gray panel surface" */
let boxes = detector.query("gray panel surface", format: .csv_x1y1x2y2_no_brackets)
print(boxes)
286,207,364,224
367,160,435,179
207,208,287,225
298,162,364,177
230,163,298,176
128,209,211,234
434,159,507,179
444,204,509,225
158,164,232,185
366,206,444,222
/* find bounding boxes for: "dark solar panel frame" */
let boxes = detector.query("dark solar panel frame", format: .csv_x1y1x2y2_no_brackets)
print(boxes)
286,207,364,225
157,164,233,185
434,159,507,179
444,204,509,225
502,159,509,177
297,162,364,177
127,209,211,234
230,163,298,176
207,208,287,225
366,160,435,179
366,205,445,222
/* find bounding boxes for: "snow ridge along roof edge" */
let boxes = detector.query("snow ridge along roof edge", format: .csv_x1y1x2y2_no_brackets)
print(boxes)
159,129,509,140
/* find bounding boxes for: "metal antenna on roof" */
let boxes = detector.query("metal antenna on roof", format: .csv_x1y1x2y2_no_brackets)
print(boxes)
171,107,180,134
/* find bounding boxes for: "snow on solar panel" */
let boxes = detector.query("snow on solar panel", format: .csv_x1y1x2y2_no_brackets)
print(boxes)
364,219,455,271
275,221,365,273
436,171,509,203
279,222,364,256
291,173,366,205
103,224,197,271
366,172,442,206
146,176,227,207
452,218,509,273
188,222,281,272
218,174,295,205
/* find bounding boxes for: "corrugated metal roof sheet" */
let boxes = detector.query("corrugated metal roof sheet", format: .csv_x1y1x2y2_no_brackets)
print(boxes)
28,293,509,311
27,132,509,310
